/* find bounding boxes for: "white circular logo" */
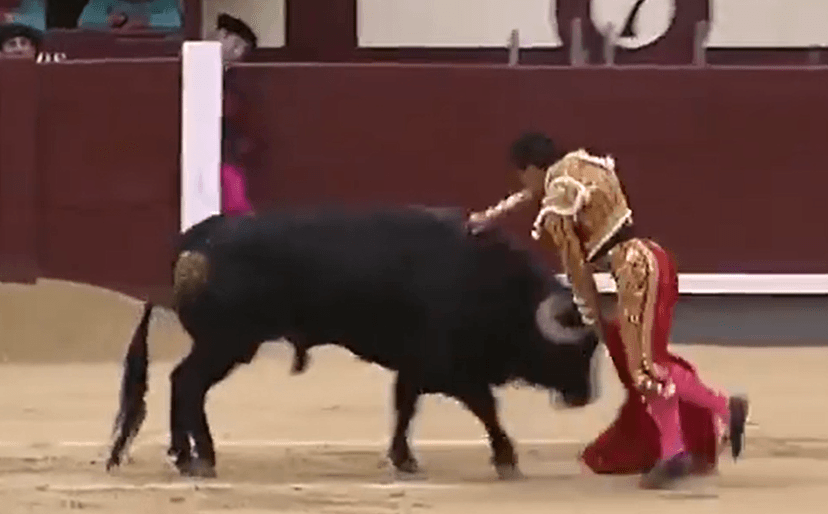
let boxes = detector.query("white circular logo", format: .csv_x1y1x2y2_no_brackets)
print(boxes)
591,0,676,49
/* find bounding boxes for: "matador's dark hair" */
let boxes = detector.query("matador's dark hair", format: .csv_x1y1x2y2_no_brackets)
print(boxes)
509,131,561,170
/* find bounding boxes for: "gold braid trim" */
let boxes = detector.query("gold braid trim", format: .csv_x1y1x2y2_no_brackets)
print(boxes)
572,149,615,174
611,240,673,397
531,149,631,263
532,175,597,240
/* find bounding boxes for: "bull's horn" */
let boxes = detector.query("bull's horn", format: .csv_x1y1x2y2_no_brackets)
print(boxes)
534,295,590,345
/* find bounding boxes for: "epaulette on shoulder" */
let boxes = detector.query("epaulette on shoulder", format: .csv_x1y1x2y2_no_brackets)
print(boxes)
542,149,617,192
570,149,616,172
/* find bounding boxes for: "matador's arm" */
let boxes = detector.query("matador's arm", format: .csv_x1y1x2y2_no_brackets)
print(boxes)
468,189,533,230
536,214,602,329
530,172,604,329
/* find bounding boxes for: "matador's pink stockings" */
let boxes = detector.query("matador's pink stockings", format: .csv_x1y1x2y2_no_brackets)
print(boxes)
646,363,730,459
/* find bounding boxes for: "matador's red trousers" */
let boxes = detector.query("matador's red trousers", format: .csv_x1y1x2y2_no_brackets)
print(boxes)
580,240,730,474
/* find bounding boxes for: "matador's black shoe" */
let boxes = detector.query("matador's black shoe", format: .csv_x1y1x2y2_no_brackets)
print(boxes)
729,395,750,460
639,452,693,490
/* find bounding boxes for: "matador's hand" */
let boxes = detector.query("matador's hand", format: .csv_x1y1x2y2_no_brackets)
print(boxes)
634,367,675,398
466,212,491,235
572,295,596,325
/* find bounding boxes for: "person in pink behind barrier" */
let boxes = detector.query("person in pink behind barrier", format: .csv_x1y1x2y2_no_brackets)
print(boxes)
467,132,750,489
221,161,253,215
220,106,254,215
212,13,258,216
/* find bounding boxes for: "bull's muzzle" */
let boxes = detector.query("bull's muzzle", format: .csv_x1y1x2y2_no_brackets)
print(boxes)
549,342,606,410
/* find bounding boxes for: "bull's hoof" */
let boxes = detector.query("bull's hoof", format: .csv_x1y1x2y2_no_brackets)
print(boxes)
387,453,424,481
105,449,136,471
104,455,121,472
490,444,519,480
495,463,524,481
180,458,217,479
393,468,426,482
290,350,309,374
392,457,421,475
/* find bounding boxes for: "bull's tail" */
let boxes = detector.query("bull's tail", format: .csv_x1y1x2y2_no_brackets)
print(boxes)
105,301,153,471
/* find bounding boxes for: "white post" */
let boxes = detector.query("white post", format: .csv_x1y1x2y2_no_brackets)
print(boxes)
602,23,616,65
508,29,520,66
180,41,223,233
693,20,709,66
808,45,821,66
570,18,586,66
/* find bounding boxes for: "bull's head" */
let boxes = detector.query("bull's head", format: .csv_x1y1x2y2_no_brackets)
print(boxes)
533,294,603,408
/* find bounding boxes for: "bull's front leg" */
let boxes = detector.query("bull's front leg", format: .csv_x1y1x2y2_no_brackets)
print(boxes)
388,374,422,475
451,384,522,480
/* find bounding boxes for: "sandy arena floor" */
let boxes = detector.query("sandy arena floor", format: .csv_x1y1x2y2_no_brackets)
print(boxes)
1,280,827,513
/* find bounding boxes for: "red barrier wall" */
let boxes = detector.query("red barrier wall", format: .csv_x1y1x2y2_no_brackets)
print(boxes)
0,57,38,282
0,58,180,299
36,59,181,298
40,30,184,59
237,63,828,274
1,60,825,300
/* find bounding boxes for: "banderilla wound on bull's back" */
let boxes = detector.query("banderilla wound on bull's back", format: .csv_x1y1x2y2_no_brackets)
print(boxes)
172,250,210,308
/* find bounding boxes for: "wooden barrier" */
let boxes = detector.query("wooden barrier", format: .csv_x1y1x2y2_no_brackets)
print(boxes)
1,59,826,299
0,56,38,282
234,63,828,274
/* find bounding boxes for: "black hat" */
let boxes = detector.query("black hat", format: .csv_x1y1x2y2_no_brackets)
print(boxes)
216,13,257,50
0,23,43,49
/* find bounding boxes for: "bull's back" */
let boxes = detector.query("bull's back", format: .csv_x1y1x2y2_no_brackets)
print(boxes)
203,207,471,314
274,208,470,299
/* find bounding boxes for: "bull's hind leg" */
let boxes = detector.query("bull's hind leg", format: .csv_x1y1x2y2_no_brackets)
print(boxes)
449,385,521,480
168,354,194,472
388,374,422,475
169,343,251,478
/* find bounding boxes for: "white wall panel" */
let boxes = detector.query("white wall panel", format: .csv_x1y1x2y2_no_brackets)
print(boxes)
707,0,828,47
358,0,563,48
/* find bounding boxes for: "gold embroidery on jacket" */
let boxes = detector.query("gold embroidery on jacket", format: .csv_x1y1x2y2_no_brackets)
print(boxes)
611,240,659,383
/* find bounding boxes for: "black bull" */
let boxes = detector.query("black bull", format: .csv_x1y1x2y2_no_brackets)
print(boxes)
105,206,602,480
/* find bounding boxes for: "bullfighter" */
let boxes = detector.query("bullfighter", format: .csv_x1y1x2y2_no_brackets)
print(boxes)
468,132,750,489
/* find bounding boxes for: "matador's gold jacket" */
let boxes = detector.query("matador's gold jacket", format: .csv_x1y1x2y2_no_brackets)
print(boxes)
472,149,664,393
531,149,665,392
